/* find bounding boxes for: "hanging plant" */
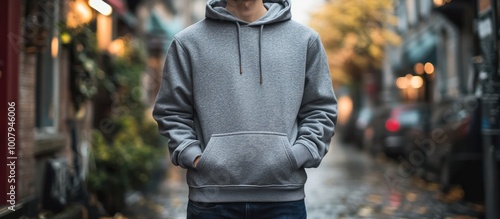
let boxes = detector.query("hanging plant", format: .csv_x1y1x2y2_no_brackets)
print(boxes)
59,20,101,110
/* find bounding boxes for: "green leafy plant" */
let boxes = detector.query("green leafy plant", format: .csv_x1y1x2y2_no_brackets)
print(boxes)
87,117,165,214
59,22,101,110
88,117,164,190
86,35,166,215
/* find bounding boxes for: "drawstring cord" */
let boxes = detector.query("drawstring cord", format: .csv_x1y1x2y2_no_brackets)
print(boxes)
235,22,264,84
236,22,243,75
259,25,263,84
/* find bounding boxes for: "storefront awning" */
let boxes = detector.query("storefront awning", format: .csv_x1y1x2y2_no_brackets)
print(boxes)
404,31,437,64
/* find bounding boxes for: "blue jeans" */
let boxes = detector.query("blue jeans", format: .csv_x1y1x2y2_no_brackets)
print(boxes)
187,200,307,219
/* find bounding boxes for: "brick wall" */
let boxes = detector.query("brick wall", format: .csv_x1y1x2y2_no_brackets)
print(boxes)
3,0,95,214
18,52,36,201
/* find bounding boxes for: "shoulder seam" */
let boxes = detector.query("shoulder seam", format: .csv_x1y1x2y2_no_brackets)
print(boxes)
173,37,189,54
307,34,320,50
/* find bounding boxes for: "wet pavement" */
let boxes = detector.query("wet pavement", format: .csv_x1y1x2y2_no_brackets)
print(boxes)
126,137,485,219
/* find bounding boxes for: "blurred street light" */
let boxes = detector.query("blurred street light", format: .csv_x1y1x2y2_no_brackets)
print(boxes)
67,0,93,28
396,77,409,89
396,75,424,89
434,0,452,7
108,38,125,56
410,76,424,89
337,96,353,125
414,63,424,75
434,0,445,6
51,37,59,58
405,73,413,82
395,74,424,102
89,0,113,16
97,14,113,51
424,62,435,74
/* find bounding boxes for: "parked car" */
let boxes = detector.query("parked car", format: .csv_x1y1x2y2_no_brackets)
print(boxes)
362,105,391,156
408,96,483,197
338,109,359,144
363,103,430,158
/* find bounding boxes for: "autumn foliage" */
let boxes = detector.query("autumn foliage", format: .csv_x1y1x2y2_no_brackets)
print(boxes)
310,0,401,85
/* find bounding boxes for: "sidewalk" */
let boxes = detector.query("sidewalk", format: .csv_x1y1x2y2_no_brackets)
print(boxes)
127,137,484,219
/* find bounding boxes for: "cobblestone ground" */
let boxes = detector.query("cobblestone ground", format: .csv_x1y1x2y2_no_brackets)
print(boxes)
126,137,485,219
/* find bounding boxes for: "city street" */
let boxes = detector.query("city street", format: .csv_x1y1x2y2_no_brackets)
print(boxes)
126,137,485,219
2,0,499,218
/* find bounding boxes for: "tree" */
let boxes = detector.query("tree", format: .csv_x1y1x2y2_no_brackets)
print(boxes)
310,0,400,86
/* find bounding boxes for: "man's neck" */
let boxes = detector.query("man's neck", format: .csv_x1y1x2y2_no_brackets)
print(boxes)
226,0,267,23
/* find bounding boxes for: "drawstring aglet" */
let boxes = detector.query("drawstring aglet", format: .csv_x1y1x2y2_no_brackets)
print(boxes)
240,66,243,75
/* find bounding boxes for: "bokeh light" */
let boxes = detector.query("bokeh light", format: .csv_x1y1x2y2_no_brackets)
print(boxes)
414,63,424,75
396,77,409,89
337,96,353,125
424,62,434,74
89,0,113,16
411,76,424,89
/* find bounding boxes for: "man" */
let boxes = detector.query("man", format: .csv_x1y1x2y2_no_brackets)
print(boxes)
153,0,337,218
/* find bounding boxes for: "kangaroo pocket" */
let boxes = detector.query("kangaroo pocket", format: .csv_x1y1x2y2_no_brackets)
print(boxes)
191,131,304,187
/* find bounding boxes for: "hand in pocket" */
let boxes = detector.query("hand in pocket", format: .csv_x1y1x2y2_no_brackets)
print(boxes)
194,156,201,168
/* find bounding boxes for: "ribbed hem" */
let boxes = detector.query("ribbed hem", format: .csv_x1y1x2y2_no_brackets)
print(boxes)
188,185,305,203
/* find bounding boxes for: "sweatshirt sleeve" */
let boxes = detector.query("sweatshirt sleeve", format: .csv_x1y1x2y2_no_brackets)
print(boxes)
153,38,202,169
291,35,338,169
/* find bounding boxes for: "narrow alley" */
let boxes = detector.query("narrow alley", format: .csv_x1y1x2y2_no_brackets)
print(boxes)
1,1,499,218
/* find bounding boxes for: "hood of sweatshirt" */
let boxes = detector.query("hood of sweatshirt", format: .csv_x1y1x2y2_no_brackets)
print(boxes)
205,0,292,83
206,0,292,25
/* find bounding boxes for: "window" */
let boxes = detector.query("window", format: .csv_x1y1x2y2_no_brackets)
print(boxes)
398,110,420,125
397,2,408,33
34,0,60,133
406,0,418,26
420,0,431,18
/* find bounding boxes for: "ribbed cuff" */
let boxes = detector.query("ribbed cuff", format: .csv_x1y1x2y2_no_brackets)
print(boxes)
179,144,202,169
291,143,313,169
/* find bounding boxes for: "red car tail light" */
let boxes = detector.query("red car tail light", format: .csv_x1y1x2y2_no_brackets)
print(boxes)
385,119,400,132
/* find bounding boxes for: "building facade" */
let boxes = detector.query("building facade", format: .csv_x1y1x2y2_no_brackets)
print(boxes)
384,0,479,103
1,0,95,217
0,0,207,217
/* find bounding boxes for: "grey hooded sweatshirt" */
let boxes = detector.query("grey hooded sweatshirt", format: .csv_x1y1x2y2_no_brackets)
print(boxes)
153,0,338,202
